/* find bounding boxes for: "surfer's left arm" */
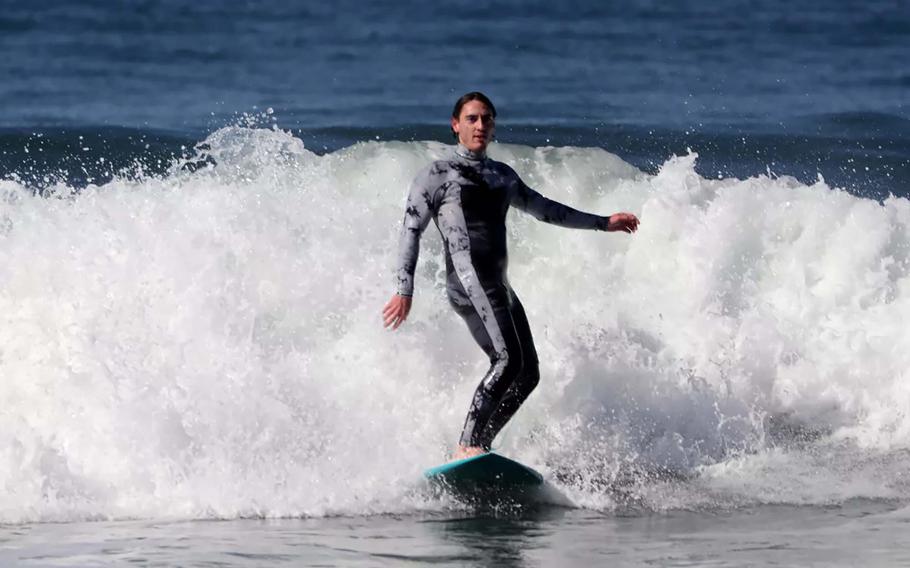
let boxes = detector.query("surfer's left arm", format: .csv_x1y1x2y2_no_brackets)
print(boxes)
506,167,639,233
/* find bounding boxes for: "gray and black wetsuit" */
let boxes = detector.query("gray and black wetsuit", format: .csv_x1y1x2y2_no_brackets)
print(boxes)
396,144,611,450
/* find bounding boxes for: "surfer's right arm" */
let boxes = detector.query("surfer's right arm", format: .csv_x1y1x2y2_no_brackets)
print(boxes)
383,166,436,330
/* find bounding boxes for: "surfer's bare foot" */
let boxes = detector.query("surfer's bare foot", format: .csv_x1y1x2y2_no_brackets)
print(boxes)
453,445,486,460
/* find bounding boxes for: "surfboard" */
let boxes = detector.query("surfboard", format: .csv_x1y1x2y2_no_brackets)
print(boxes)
424,452,543,495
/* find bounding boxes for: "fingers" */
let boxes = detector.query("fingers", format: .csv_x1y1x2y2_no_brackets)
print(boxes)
384,311,402,329
609,212,640,233
385,314,403,330
382,300,396,319
383,304,403,329
382,295,410,330
383,310,395,327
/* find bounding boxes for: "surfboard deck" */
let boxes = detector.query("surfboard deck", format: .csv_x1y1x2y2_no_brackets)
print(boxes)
424,452,543,496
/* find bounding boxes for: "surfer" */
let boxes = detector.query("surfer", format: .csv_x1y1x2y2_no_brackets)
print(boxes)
383,92,639,461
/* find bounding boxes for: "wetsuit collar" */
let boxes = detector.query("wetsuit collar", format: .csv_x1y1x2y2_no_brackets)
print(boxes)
455,143,487,162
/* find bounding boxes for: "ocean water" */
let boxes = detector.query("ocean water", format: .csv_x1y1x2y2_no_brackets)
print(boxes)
2,1,910,566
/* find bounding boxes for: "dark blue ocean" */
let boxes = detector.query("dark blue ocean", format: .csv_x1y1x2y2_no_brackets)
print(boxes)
1,0,907,196
4,2,910,566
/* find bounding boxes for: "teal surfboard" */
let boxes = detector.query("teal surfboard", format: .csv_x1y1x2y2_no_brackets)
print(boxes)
424,452,544,496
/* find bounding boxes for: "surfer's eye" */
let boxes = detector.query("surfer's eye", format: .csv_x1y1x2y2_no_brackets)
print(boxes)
466,114,494,125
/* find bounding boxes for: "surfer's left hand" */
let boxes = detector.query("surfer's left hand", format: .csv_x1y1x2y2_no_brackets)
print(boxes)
607,212,639,233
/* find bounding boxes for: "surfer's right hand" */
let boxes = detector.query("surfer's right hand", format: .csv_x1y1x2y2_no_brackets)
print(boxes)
382,294,412,330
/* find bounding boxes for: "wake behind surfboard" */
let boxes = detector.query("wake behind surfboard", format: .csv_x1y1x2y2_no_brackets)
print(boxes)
424,452,547,505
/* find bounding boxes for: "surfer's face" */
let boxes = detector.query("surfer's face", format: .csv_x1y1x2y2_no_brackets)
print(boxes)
452,100,495,153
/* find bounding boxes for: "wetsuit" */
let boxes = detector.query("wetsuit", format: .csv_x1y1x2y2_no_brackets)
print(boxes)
396,144,611,450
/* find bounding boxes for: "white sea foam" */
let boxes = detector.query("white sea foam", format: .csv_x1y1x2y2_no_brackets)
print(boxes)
1,126,909,522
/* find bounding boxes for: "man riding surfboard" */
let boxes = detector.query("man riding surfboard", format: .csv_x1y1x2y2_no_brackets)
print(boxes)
383,92,639,461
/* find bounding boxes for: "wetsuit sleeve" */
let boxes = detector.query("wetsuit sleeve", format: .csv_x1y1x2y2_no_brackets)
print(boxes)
507,168,610,230
395,168,435,296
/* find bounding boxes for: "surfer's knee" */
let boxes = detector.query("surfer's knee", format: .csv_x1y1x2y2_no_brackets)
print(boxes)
521,360,540,393
486,348,518,385
499,350,526,389
501,349,538,388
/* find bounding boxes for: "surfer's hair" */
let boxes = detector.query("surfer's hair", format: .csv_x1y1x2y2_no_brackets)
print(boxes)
451,92,497,139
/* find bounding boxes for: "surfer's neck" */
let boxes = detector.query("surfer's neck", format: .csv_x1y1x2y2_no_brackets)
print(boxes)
455,143,487,162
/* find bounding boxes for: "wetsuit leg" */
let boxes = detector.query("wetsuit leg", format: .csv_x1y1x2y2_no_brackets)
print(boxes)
477,294,540,449
450,289,540,450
